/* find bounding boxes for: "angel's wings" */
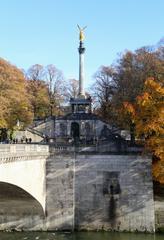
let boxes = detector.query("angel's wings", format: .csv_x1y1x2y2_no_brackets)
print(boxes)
77,25,87,31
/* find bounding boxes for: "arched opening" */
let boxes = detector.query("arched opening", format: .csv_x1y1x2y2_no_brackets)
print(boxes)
71,122,80,141
0,182,44,221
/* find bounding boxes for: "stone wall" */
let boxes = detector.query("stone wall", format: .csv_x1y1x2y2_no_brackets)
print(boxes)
46,151,155,232
0,145,155,232
74,154,155,232
155,202,164,232
154,182,164,232
54,119,115,140
45,152,74,230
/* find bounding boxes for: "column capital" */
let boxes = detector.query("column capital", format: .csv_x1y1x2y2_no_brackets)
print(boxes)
78,41,85,54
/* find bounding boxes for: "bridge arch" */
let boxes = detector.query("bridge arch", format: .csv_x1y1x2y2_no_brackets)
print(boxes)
0,152,47,212
0,181,44,215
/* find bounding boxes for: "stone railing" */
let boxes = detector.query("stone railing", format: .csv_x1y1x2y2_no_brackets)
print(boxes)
0,144,49,164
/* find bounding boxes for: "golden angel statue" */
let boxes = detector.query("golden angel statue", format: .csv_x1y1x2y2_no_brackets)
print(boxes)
77,25,87,41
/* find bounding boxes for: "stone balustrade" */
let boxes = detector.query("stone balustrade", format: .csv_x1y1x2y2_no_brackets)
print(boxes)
0,144,49,164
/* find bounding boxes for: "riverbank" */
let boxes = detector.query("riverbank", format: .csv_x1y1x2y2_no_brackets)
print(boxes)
0,231,163,240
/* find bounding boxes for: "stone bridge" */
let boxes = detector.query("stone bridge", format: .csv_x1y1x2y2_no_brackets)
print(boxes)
0,144,156,232
0,144,49,213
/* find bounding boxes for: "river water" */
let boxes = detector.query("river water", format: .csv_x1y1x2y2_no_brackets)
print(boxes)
0,232,163,240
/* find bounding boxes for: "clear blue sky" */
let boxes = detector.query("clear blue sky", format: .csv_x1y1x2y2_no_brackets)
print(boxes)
0,0,163,88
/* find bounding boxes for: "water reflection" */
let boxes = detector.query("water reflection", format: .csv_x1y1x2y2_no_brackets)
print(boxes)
0,232,163,240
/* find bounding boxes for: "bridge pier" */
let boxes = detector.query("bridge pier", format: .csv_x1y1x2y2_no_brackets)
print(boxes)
45,152,74,230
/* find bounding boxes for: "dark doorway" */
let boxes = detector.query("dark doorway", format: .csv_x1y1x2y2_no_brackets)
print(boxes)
71,122,80,142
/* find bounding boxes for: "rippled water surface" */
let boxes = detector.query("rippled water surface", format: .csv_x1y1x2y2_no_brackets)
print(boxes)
0,232,163,240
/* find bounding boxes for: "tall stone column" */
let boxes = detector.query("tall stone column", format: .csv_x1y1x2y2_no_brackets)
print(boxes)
78,41,85,97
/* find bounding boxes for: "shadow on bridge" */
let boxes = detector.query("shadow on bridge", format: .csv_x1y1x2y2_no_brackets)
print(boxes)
0,182,45,230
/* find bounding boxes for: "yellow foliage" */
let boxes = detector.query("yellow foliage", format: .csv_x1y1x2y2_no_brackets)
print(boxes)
0,58,33,129
134,78,164,183
122,78,164,183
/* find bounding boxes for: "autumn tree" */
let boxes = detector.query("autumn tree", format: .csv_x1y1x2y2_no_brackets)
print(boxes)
112,47,163,111
64,78,79,100
26,64,50,119
45,64,65,116
122,78,164,182
135,78,164,183
0,58,33,131
117,47,164,142
26,64,45,81
92,66,116,121
93,45,164,142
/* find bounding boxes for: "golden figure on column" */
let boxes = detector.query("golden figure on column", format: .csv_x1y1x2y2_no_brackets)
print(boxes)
77,25,87,41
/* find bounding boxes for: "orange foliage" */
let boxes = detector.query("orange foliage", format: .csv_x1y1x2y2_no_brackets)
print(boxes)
0,58,33,129
123,102,136,117
128,78,164,183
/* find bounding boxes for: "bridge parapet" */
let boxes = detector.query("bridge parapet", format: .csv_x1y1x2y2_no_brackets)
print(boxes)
0,144,49,164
